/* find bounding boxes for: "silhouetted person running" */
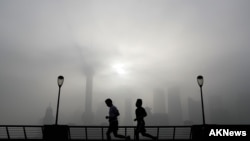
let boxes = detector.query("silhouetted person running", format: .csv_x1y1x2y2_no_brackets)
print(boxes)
105,98,130,141
134,99,157,141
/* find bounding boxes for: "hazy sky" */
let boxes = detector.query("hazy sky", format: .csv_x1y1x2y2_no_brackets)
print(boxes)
0,0,250,125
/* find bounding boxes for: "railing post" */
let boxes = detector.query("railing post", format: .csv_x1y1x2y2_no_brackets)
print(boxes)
190,126,192,140
23,127,27,139
68,127,71,140
157,127,159,140
173,127,176,140
101,127,104,141
41,126,44,139
134,127,136,140
85,127,88,140
6,127,10,139
125,127,127,137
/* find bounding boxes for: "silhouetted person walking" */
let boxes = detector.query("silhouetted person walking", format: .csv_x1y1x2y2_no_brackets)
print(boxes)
105,98,130,141
134,99,157,141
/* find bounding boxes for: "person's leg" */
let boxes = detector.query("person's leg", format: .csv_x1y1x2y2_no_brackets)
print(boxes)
135,129,140,141
141,132,157,140
113,130,126,138
113,130,131,140
111,120,130,140
106,128,112,140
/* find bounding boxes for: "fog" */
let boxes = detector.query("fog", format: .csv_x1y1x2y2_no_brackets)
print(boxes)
0,0,250,125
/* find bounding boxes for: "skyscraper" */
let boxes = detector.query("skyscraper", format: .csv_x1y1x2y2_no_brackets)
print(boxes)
207,94,230,124
123,98,133,126
168,87,182,125
43,104,54,124
187,97,201,124
152,88,168,125
82,67,94,125
153,88,166,113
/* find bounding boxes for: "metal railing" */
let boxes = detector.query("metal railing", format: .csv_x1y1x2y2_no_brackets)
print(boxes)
0,125,192,140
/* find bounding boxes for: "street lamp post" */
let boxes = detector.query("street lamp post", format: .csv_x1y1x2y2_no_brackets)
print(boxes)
55,75,64,125
197,75,205,125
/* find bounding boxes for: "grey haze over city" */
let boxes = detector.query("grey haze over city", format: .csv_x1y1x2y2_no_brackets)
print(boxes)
0,0,250,125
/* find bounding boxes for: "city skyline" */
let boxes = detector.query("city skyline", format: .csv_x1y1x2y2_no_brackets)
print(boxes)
0,0,250,125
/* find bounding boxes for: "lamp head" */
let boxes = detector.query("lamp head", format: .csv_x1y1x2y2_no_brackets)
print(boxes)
197,75,204,87
58,75,64,87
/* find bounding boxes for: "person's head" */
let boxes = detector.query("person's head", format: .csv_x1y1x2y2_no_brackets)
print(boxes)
136,99,142,107
105,98,113,107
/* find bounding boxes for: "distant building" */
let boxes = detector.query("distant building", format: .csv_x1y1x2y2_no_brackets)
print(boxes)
123,98,133,125
153,88,166,113
82,67,94,125
145,107,168,126
43,104,54,124
207,94,230,124
187,97,202,124
151,88,168,125
168,87,182,125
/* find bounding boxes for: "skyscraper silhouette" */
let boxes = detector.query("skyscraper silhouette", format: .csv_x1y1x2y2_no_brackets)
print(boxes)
152,88,168,125
168,87,182,125
123,98,133,125
153,88,166,113
82,67,94,125
207,94,230,124
188,97,201,124
43,104,54,124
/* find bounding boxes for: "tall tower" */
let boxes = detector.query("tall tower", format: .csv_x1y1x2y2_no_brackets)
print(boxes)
82,67,94,125
123,98,133,126
85,69,93,115
188,97,201,124
153,88,166,113
208,94,230,124
168,86,182,125
43,104,54,124
74,43,96,125
152,88,168,125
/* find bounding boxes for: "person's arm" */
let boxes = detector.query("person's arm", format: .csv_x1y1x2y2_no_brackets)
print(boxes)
143,108,147,117
116,109,120,117
134,109,138,121
108,107,119,120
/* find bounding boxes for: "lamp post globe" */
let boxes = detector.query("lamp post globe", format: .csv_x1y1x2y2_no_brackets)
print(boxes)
58,76,64,87
197,75,203,87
